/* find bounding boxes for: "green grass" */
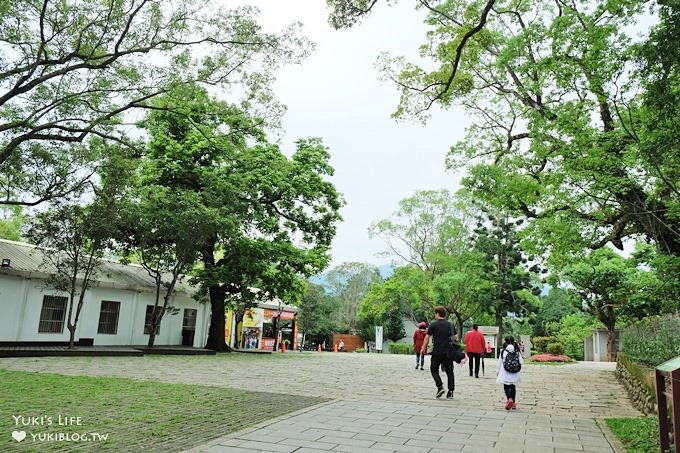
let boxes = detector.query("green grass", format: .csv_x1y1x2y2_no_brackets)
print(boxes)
1,368,327,452
605,416,664,453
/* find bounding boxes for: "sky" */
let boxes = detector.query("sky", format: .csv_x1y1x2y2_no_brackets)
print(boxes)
228,1,470,269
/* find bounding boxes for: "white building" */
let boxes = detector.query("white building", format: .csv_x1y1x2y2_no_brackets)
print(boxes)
0,239,209,347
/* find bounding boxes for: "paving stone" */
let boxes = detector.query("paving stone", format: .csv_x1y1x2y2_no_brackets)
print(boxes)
0,353,642,453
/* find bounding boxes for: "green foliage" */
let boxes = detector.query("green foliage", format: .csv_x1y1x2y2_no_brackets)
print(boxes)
140,86,343,351
532,336,558,353
546,342,565,355
298,283,339,346
353,348,367,353
605,417,661,453
621,315,680,367
325,262,383,333
387,342,412,355
534,288,579,337
0,0,310,206
545,313,595,361
0,206,23,241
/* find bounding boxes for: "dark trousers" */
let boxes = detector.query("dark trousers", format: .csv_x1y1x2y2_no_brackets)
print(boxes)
468,352,481,376
430,353,454,391
503,384,516,400
415,352,425,366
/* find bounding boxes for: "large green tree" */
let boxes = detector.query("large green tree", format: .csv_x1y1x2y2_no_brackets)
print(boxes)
0,0,309,206
324,262,383,332
24,144,128,348
557,248,638,361
473,211,541,345
297,282,338,348
140,86,343,351
328,0,680,262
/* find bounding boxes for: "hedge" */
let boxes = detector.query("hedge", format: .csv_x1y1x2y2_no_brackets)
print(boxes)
621,315,680,367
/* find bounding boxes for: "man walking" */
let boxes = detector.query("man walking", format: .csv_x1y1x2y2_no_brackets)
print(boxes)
420,306,455,399
464,324,485,378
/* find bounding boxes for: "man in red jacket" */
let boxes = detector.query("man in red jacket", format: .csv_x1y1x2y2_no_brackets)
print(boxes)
413,322,427,370
464,324,485,378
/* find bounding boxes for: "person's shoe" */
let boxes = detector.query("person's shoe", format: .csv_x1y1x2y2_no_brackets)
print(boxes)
505,398,514,410
446,390,454,399
436,388,445,398
511,401,517,410
420,366,424,370
416,365,419,369
469,373,473,377
475,375,479,378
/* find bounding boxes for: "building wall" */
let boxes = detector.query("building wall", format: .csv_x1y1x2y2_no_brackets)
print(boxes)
0,274,208,347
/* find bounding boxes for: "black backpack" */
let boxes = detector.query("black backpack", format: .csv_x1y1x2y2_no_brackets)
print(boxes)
502,349,522,373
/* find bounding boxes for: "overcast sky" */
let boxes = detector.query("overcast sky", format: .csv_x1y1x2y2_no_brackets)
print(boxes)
229,1,469,268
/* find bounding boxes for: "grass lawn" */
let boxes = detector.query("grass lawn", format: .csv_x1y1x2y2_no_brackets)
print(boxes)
1,368,328,452
605,416,663,453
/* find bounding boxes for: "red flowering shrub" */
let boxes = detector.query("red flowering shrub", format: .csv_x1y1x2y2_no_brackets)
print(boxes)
527,353,573,363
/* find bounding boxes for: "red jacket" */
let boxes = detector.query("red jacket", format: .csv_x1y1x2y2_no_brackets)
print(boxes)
413,328,427,352
464,329,485,354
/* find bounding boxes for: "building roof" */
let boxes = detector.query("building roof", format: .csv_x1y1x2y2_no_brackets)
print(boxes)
0,239,196,295
0,240,298,312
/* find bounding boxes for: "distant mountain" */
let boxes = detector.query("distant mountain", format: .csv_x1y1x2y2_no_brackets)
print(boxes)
309,263,395,287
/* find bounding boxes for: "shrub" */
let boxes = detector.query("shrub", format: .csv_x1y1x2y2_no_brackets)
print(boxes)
547,342,565,355
387,343,412,355
353,348,367,353
622,315,680,367
532,336,558,353
528,354,573,363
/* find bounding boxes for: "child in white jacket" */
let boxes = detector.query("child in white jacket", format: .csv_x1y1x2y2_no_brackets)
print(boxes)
496,335,523,410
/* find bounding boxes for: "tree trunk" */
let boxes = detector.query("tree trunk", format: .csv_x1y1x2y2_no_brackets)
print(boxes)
68,323,76,349
148,329,156,347
205,285,227,351
495,309,504,354
606,325,617,362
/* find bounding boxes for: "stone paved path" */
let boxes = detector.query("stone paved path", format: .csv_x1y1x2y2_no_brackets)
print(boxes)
0,352,642,452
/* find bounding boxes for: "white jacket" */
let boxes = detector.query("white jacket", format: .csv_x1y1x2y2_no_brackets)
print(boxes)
496,344,523,385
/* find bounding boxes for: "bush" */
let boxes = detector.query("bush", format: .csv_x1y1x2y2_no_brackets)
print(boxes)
353,348,367,353
388,343,413,355
622,315,680,367
528,354,573,363
532,336,558,353
547,342,565,355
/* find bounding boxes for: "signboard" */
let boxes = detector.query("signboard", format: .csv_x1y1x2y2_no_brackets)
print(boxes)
375,326,384,352
478,326,499,335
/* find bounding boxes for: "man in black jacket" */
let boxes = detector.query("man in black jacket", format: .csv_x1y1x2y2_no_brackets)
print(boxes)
420,306,456,399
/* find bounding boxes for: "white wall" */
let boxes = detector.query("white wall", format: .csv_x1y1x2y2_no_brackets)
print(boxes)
0,274,207,347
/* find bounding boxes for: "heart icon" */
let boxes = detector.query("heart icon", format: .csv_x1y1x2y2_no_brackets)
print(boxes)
12,430,26,442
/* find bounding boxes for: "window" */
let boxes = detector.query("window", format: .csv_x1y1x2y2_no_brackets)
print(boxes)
183,309,197,331
38,296,67,333
144,305,161,335
98,301,120,334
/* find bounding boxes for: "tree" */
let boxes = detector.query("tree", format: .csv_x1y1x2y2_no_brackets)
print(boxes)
368,189,473,273
533,288,579,337
140,87,343,351
472,211,541,346
297,282,338,348
0,1,309,206
0,206,24,240
432,251,495,336
116,187,202,348
328,0,680,261
25,146,125,348
558,248,636,361
324,262,383,332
